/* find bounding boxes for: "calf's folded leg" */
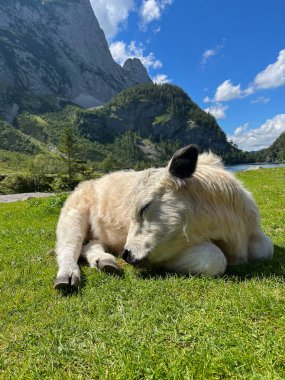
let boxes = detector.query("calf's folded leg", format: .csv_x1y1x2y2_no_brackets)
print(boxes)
248,230,274,261
81,241,120,274
164,242,227,276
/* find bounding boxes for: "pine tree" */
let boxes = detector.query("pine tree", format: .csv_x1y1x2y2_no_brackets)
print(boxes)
59,127,80,185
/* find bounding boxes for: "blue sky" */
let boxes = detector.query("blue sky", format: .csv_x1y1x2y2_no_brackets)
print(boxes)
90,0,285,151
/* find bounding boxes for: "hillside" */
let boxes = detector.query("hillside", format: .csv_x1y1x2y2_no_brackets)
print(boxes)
0,120,44,155
253,132,285,162
1,84,284,194
0,0,151,122
13,84,240,163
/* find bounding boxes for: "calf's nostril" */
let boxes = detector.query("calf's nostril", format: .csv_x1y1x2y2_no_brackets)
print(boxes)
122,249,131,262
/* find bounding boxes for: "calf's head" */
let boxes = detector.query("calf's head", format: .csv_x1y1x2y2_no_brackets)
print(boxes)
123,145,198,266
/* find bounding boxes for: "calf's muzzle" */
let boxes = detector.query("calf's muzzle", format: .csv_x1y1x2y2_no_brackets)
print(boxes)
122,249,142,266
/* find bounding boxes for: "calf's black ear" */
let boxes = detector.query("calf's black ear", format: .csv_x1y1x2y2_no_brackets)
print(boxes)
168,145,199,179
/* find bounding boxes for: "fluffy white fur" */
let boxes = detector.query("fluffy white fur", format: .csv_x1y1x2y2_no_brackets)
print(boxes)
55,148,273,289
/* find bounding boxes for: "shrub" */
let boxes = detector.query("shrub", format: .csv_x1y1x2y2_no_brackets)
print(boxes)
2,173,53,193
50,176,79,192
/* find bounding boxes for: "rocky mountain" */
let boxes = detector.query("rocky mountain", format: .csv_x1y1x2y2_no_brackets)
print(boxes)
0,0,151,122
123,58,152,84
74,84,232,152
253,132,285,162
12,83,239,162
5,83,283,194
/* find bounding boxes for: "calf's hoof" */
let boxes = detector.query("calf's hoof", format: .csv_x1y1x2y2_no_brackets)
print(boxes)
54,273,80,290
97,258,121,274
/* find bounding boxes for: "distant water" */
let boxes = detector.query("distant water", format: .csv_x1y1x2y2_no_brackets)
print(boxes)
226,163,285,173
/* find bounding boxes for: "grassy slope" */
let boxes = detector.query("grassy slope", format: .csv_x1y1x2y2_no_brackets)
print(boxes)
0,149,32,175
0,168,284,379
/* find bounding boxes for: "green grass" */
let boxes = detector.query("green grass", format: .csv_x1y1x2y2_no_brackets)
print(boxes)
0,168,284,379
0,149,32,174
153,113,171,125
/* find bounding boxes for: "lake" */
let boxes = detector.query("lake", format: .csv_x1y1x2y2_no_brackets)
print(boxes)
226,163,285,173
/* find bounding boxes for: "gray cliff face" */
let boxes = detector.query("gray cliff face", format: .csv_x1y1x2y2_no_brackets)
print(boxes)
0,0,151,120
123,58,152,85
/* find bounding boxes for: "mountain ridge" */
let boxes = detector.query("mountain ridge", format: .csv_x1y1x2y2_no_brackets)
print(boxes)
0,0,151,122
254,132,285,162
0,1,283,169
11,83,240,162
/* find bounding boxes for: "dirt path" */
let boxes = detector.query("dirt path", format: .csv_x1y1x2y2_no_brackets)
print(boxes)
0,192,55,203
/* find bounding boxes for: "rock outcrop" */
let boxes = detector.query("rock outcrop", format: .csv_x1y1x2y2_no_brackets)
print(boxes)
15,83,234,155
123,58,152,85
0,0,151,121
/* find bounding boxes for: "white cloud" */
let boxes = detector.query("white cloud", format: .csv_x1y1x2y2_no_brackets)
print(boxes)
250,96,270,104
209,49,285,104
90,1,171,88
206,80,251,103
90,0,135,40
90,0,173,38
202,49,216,61
140,0,173,27
205,103,228,120
201,45,224,66
207,49,285,104
201,41,225,66
252,49,285,90
109,41,128,64
110,40,162,69
140,0,161,24
152,73,171,84
233,123,249,136
243,86,254,97
214,80,242,102
203,96,211,103
228,114,285,151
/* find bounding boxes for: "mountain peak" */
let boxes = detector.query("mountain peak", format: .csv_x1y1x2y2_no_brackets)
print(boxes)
123,58,152,85
0,0,151,120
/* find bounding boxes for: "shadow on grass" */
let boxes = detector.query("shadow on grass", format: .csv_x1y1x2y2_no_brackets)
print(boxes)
224,244,285,282
57,257,125,296
56,244,285,294
137,244,285,282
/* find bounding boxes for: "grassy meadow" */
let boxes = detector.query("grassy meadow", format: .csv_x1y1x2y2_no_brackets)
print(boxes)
0,168,284,379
